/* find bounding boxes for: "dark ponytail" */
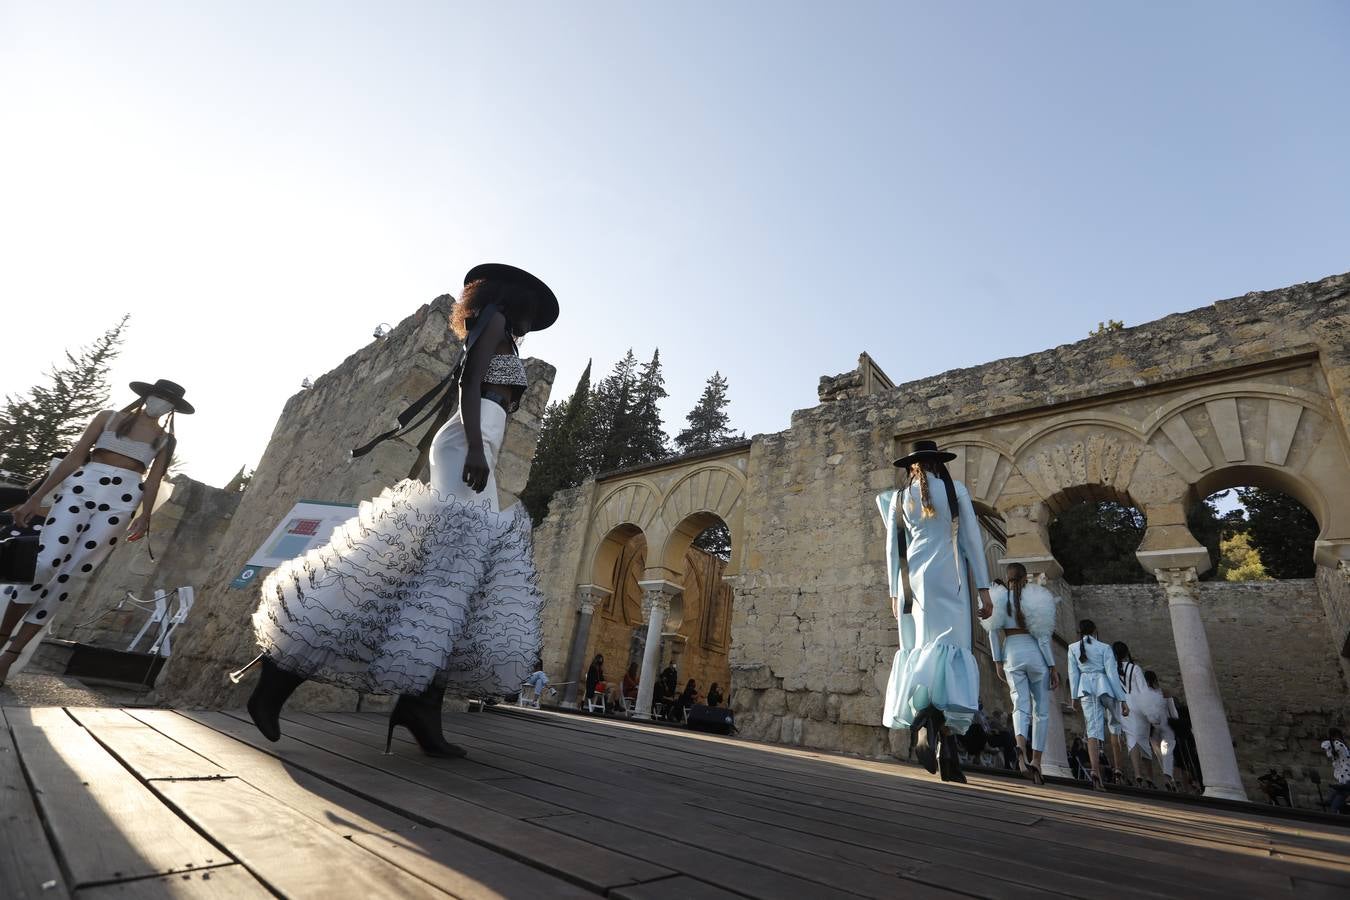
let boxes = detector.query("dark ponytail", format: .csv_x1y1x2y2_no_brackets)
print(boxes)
1006,562,1028,629
1112,641,1132,687
1144,670,1159,690
1078,619,1096,662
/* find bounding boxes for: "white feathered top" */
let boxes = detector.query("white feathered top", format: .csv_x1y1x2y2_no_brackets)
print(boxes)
982,582,1058,668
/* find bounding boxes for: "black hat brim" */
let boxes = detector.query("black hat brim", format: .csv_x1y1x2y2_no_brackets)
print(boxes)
464,263,559,331
893,449,958,468
129,381,195,415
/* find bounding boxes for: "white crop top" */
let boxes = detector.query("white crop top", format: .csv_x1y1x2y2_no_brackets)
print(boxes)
93,421,162,467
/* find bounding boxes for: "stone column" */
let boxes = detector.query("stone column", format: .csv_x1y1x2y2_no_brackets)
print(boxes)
1156,567,1248,801
561,585,609,709
633,580,681,720
1041,669,1074,779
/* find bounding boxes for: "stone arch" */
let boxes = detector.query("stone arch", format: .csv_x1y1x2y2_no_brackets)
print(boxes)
579,481,660,592
648,463,747,579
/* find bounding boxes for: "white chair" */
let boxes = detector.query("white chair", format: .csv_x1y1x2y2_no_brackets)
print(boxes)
586,692,606,714
517,683,541,708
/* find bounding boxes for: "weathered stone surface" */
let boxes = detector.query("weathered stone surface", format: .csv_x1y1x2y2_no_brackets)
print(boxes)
536,271,1350,775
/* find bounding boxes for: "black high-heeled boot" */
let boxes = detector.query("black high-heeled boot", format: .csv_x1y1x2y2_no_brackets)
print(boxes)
911,705,943,774
938,730,967,784
387,682,468,758
246,656,306,742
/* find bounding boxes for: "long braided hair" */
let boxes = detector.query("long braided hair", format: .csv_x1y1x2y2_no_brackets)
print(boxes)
905,459,959,519
1078,619,1097,663
1005,562,1029,629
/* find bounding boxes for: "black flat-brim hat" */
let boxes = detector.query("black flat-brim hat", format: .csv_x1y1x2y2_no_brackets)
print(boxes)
893,439,957,468
464,263,559,331
129,379,194,415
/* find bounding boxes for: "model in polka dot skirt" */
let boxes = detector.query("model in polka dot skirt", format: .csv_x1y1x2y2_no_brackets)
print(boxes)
0,379,193,685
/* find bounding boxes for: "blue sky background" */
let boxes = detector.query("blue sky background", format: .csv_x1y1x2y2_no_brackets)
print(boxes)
3,2,1348,488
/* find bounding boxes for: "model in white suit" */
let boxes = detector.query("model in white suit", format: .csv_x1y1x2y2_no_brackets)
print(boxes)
1068,619,1129,788
983,563,1060,784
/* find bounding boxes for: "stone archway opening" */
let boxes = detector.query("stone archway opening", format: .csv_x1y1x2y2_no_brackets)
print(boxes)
1191,467,1322,582
1046,486,1150,585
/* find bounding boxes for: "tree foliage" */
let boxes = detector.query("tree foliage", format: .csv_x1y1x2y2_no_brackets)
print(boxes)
675,371,743,454
1048,499,1150,585
1089,319,1125,336
1237,487,1318,578
0,316,129,482
1217,532,1270,582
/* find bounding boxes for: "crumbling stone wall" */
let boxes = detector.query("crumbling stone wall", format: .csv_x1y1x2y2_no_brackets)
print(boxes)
153,297,554,709
1074,580,1350,803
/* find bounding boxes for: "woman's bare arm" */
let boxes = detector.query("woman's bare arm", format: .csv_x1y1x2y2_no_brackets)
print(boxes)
11,410,111,520
128,435,174,540
457,310,507,492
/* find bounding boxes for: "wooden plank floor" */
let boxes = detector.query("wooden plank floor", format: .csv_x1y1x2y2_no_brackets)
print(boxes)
3,705,1348,899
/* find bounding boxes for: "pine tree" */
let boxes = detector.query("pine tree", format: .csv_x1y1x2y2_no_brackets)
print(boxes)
521,361,593,524
590,350,639,473
627,349,669,466
675,371,741,454
0,316,130,482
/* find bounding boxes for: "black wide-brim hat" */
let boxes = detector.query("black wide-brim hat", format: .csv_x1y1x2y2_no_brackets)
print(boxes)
893,439,957,468
129,378,195,414
464,263,559,331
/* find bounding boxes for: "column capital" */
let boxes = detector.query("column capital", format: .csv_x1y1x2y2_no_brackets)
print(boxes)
637,579,682,611
575,584,612,612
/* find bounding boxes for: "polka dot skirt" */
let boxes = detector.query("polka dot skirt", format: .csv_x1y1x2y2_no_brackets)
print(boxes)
21,462,141,625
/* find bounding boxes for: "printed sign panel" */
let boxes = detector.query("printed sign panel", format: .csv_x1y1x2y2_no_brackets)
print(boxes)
245,500,358,569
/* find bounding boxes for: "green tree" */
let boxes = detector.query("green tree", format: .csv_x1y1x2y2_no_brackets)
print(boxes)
1217,532,1270,582
1089,319,1125,336
589,350,640,473
521,361,594,524
675,371,742,454
0,316,129,482
1237,487,1318,578
1185,493,1246,581
627,349,669,466
1048,500,1150,585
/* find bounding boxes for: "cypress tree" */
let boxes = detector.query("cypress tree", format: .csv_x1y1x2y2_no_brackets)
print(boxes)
0,316,129,482
627,349,669,466
521,361,593,524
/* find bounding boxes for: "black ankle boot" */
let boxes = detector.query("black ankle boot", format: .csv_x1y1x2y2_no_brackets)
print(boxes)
938,731,967,784
246,656,305,742
388,682,467,758
911,705,943,774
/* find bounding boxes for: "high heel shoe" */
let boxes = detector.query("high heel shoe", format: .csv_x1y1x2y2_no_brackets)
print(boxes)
911,705,943,775
386,682,467,759
246,656,306,742
937,731,967,784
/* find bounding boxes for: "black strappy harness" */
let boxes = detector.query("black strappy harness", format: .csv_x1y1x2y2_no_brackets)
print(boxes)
350,304,503,479
891,465,962,614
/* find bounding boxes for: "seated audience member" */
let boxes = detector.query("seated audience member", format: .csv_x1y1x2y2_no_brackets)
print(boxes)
706,682,724,707
621,663,639,707
676,679,700,721
988,710,1019,770
1323,727,1350,815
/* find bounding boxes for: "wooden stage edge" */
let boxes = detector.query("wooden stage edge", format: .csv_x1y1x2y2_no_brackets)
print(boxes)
2,703,1347,900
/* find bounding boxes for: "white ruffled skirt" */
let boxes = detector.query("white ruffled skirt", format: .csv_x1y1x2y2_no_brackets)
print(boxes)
251,401,544,697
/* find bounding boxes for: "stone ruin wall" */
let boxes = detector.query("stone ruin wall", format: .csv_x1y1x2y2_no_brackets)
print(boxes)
723,273,1350,775
149,296,554,710
1074,580,1350,803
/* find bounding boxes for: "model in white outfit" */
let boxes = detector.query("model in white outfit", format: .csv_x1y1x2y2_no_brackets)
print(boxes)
1068,619,1129,789
1114,644,1170,788
983,563,1059,784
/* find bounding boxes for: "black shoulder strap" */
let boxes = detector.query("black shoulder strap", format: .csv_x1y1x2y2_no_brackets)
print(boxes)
350,304,500,461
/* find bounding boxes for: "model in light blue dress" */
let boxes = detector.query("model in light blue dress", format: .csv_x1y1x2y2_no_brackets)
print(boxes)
878,487,917,729
882,469,992,736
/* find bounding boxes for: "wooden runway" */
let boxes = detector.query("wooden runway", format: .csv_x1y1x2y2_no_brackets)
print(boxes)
3,704,1347,898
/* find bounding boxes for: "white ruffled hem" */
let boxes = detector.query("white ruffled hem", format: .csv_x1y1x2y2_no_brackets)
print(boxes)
252,478,543,696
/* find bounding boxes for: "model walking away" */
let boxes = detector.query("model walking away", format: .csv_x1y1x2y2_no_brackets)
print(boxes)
1068,619,1129,789
2,380,189,684
880,440,993,784
984,562,1060,785
243,264,558,757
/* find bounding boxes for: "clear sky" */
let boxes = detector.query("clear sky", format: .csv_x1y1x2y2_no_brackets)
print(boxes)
3,2,1348,488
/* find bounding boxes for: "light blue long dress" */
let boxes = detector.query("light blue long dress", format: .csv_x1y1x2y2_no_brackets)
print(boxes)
880,475,991,735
